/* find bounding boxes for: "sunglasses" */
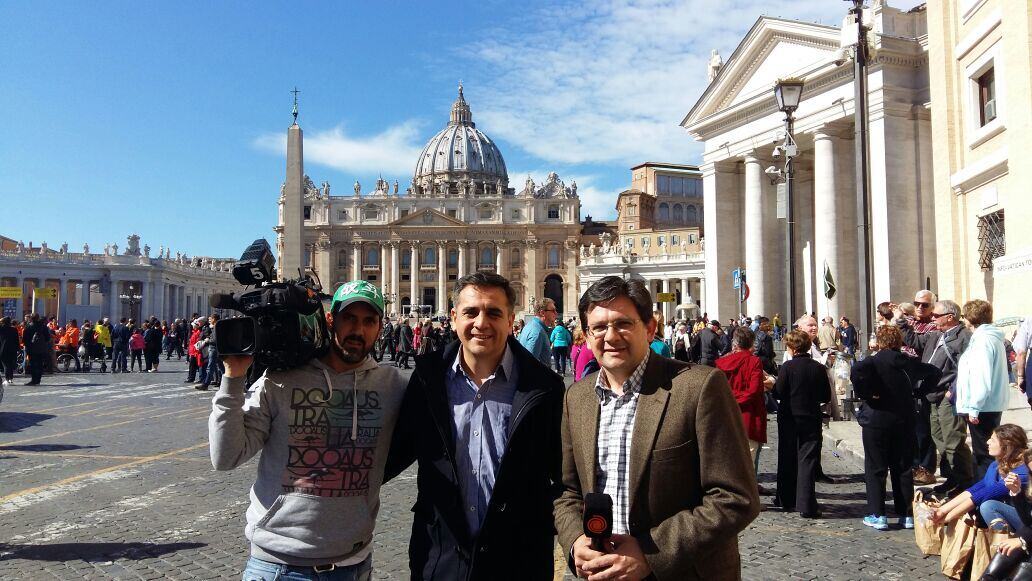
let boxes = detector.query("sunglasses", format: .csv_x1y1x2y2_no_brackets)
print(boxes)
914,302,931,308
930,312,953,319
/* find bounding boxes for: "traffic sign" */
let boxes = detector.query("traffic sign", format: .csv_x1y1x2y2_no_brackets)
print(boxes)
656,292,676,303
33,288,57,299
0,286,20,299
732,268,742,289
742,284,751,302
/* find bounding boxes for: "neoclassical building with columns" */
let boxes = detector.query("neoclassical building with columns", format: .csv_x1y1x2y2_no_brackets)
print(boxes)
683,3,936,327
276,86,582,319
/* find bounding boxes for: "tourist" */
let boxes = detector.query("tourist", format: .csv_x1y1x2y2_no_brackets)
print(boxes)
838,317,858,356
385,273,563,580
956,299,1012,477
774,329,831,518
517,297,557,368
22,313,50,385
650,310,672,357
111,317,131,373
817,317,839,354
851,325,941,530
555,276,759,580
144,318,162,372
395,318,414,370
550,318,572,375
211,280,406,580
185,320,203,383
0,317,19,386
697,319,723,366
716,326,768,473
570,326,595,381
754,317,776,374
128,326,145,372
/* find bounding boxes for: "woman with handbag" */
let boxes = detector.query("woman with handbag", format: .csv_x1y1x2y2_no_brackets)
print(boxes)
851,325,943,530
978,466,1032,580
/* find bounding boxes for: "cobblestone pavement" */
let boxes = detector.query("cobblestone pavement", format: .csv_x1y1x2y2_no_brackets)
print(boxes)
1,359,941,580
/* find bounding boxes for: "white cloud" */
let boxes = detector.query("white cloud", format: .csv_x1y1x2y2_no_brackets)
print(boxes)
462,0,878,166
253,121,424,176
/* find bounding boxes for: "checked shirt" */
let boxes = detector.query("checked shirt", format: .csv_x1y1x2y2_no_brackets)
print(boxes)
594,355,649,535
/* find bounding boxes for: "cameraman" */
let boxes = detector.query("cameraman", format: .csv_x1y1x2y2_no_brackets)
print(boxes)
209,280,407,580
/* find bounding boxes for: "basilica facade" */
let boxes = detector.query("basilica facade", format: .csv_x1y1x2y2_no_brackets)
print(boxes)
275,86,583,319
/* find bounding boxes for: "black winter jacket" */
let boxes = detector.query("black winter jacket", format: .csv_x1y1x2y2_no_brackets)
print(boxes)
773,353,831,419
385,337,564,581
850,349,942,429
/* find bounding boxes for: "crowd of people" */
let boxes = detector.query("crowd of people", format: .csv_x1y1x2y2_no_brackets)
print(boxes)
0,312,225,391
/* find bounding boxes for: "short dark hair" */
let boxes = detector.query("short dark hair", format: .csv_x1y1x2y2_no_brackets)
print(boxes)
733,326,755,350
876,302,894,321
451,272,516,312
578,276,653,331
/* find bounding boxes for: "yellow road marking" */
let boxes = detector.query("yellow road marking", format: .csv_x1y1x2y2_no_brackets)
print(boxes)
13,401,104,414
0,442,209,504
1,450,209,462
0,408,209,447
88,405,148,418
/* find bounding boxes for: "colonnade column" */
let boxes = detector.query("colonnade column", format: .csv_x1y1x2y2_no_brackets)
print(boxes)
109,278,121,321
58,277,69,323
80,280,90,306
437,243,447,315
699,277,707,317
743,154,766,317
813,130,839,319
680,278,691,306
409,243,419,311
14,277,23,319
524,241,538,314
390,242,400,316
380,242,389,298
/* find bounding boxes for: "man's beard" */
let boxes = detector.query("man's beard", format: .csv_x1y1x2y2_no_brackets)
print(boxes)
332,334,370,363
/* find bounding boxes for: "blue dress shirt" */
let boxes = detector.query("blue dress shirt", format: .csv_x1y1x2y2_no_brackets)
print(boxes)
447,345,519,538
518,317,552,368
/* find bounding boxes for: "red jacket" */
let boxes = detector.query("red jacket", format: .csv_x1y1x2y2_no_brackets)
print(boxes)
715,350,767,443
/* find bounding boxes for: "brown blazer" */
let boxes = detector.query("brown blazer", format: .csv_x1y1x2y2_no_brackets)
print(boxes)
554,353,760,580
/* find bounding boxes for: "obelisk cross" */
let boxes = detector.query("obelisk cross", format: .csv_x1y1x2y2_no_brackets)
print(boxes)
291,87,300,122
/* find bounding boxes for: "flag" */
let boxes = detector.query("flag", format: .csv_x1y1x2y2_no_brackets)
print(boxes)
823,261,837,300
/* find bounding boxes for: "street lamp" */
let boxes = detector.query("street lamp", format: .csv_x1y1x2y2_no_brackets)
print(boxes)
120,283,142,321
773,77,804,325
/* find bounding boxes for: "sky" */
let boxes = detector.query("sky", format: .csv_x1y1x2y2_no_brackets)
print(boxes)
0,0,925,258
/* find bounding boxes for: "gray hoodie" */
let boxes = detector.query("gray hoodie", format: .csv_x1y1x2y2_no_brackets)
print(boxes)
209,355,406,566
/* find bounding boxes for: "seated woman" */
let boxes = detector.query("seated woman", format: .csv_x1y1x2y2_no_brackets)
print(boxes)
979,470,1032,581
931,423,1029,527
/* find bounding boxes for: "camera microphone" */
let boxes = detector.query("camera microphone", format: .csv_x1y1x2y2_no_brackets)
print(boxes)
583,492,613,552
209,293,240,310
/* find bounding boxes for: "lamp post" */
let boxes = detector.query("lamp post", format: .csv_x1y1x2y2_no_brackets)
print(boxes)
847,0,875,350
120,283,142,321
773,77,804,325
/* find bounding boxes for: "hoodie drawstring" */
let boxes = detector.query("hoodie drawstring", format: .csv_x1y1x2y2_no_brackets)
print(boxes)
319,367,359,442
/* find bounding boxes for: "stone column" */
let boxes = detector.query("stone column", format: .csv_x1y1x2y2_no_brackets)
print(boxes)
437,243,447,315
409,243,419,310
680,278,691,306
316,241,334,287
701,161,741,322
495,243,503,275
14,276,23,319
743,154,766,317
380,242,389,297
351,242,361,281
699,277,707,316
58,277,69,323
390,242,400,315
524,241,538,314
564,241,578,318
662,279,672,321
457,241,467,279
109,278,121,321
80,280,90,305
813,130,839,319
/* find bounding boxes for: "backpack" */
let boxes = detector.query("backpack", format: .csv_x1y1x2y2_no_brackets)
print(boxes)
30,326,49,352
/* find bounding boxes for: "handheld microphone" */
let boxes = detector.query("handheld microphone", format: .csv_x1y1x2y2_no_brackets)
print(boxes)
583,492,613,552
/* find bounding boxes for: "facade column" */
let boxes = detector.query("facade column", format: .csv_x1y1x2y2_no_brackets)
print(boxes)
390,242,400,316
351,242,361,281
699,277,707,317
109,278,121,321
58,277,69,323
564,241,578,319
409,243,419,312
316,241,334,287
743,154,766,317
380,242,389,297
524,241,538,315
495,242,503,275
457,241,467,279
80,280,90,305
14,276,24,319
701,161,741,322
813,130,839,320
680,277,691,306
437,243,447,315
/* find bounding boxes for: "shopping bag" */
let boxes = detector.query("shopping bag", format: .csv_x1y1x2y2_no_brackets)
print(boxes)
940,515,978,579
913,490,944,556
970,528,1015,580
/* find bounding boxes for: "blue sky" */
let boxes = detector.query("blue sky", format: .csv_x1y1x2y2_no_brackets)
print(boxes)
1,0,924,258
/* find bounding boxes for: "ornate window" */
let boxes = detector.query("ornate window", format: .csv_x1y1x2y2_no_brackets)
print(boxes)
447,208,458,218
304,206,312,220
672,234,680,245
673,204,683,223
511,209,521,220
548,205,560,220
365,246,379,266
363,207,379,220
424,246,436,265
337,250,347,268
657,235,666,246
658,203,670,222
480,246,494,267
401,252,411,267
686,205,699,226
978,68,997,127
510,248,521,267
546,245,561,269
689,233,697,244
338,209,349,221
448,249,458,267
627,203,638,217
478,207,493,220
977,210,1005,270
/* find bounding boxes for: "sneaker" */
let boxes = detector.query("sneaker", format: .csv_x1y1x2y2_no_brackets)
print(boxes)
900,517,914,529
863,515,889,530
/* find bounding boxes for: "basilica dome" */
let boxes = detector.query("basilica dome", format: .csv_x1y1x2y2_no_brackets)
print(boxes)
413,85,508,195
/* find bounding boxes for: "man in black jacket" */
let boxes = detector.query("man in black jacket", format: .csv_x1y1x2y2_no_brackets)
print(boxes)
697,319,724,366
386,272,563,581
22,314,50,385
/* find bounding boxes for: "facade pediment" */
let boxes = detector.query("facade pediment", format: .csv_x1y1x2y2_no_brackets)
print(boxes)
389,208,466,227
683,17,841,130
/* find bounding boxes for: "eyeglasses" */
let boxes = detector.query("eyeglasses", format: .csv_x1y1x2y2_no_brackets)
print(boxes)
914,302,931,308
931,312,953,319
587,319,641,338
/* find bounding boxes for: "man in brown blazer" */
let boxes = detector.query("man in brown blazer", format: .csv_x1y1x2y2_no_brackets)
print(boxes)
555,276,760,580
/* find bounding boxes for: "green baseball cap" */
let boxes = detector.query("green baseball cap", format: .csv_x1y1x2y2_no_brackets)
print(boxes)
330,280,385,318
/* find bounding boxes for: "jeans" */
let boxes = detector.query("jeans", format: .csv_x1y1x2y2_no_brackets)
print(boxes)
113,344,128,372
203,352,223,386
242,555,371,581
553,345,570,375
980,499,1024,532
969,411,1004,479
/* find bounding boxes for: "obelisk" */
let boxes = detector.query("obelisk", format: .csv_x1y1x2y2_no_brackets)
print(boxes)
280,91,304,280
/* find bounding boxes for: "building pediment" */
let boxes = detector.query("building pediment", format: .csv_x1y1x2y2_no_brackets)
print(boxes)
683,17,841,131
390,208,466,227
